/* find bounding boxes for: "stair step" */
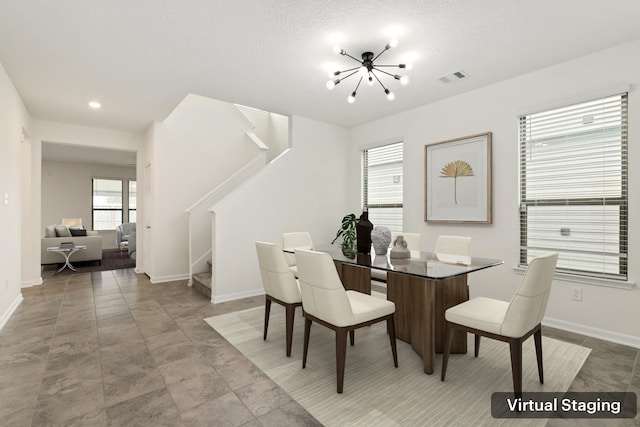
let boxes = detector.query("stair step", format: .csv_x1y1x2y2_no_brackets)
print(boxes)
192,272,211,299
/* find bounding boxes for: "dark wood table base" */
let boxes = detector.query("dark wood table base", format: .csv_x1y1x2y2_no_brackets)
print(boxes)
386,272,469,374
336,261,470,375
334,261,372,294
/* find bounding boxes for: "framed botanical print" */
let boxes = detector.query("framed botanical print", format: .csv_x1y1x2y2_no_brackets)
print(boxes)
425,132,492,223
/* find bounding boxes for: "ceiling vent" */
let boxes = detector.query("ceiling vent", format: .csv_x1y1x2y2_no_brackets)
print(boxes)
437,70,469,84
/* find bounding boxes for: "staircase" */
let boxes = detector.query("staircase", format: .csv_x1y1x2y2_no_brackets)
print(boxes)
183,100,290,302
192,260,212,298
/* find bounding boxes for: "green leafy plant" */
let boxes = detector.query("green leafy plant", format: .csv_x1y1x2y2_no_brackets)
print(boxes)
439,160,474,204
331,213,357,258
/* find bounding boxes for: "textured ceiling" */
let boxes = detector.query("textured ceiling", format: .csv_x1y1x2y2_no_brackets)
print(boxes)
1,0,640,134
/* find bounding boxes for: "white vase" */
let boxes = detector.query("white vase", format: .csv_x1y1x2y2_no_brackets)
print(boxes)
371,226,391,255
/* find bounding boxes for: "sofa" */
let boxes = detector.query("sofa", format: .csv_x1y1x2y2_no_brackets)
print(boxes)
41,225,103,265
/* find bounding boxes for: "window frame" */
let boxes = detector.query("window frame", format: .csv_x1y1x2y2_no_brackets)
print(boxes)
518,93,628,283
92,177,137,230
362,141,404,234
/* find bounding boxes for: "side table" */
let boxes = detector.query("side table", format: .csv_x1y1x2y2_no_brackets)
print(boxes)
47,245,87,273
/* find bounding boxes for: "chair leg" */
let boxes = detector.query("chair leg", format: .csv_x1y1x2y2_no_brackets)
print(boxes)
285,304,296,357
475,334,481,357
508,339,523,399
263,297,272,341
349,330,355,346
534,327,544,384
302,317,312,369
441,321,454,381
387,316,398,367
336,328,348,394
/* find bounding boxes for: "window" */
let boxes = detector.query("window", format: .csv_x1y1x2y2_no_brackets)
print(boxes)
128,180,137,223
362,142,403,234
519,93,627,280
92,178,136,230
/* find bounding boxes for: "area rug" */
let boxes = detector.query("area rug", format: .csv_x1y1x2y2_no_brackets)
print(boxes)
46,249,135,275
205,300,591,426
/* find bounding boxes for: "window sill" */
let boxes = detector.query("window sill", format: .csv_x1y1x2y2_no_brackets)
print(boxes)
512,266,636,290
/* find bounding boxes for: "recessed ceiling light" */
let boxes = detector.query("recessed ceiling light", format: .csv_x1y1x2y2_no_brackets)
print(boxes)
88,101,102,109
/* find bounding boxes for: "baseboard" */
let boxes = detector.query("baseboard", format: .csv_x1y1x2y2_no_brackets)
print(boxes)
134,267,144,274
21,277,43,288
212,287,264,304
149,273,190,284
543,316,640,349
0,294,24,332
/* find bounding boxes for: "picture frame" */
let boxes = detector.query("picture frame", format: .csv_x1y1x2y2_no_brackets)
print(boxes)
425,132,492,223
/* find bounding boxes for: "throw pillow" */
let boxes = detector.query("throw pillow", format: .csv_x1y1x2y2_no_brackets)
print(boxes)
44,225,56,238
70,228,87,237
54,225,71,237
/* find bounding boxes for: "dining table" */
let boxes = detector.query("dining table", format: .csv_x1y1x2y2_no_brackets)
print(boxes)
306,244,504,374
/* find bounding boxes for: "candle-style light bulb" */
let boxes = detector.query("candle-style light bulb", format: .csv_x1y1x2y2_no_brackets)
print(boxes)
385,89,395,101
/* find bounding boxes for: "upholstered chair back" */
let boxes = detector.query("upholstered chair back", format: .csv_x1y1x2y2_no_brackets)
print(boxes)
282,232,313,267
116,222,136,246
295,249,354,327
433,235,472,264
502,253,558,337
255,241,301,304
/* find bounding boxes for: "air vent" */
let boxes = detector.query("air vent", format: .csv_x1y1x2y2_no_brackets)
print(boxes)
437,70,469,84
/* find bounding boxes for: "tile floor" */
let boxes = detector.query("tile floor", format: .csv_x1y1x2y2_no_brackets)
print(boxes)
0,269,637,426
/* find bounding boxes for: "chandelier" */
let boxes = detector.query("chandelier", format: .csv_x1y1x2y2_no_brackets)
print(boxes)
326,39,410,103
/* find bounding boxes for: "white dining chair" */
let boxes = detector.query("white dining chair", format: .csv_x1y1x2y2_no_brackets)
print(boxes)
255,241,302,357
294,248,398,393
433,235,471,264
440,252,558,398
282,232,313,277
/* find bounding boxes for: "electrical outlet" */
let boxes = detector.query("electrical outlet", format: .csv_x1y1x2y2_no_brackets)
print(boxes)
571,287,583,301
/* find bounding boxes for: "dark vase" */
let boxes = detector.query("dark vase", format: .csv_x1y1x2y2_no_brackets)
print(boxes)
356,210,374,254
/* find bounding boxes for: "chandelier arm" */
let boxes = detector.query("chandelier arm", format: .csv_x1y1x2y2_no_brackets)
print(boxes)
342,51,364,63
372,46,389,62
372,67,398,79
353,76,363,93
334,66,360,75
371,71,389,92
374,64,404,68
340,70,360,81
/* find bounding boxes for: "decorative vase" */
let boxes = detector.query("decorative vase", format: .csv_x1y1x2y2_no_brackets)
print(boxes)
356,210,373,254
390,235,410,259
371,226,391,255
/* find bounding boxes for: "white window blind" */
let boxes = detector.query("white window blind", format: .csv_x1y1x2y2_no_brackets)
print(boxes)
363,142,403,234
519,93,628,279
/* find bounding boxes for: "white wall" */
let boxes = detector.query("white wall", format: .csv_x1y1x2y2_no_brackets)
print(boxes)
41,160,136,249
236,105,290,162
211,116,352,302
33,120,141,151
0,61,31,327
148,95,262,283
349,39,640,346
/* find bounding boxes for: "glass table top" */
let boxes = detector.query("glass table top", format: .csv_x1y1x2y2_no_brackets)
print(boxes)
299,244,503,280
